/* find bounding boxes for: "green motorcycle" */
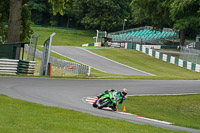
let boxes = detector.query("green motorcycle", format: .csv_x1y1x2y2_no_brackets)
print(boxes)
93,91,121,110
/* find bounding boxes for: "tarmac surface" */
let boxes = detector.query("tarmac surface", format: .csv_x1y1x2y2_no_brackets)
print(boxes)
0,77,200,133
51,46,154,76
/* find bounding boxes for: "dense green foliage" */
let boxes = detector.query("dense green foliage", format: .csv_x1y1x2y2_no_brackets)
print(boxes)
28,0,75,27
0,0,9,21
72,0,131,31
48,0,68,15
28,0,51,25
2,0,200,43
20,4,34,42
28,0,132,31
131,0,200,29
0,24,7,44
0,0,9,44
170,0,200,44
0,95,182,133
170,0,200,31
130,0,172,28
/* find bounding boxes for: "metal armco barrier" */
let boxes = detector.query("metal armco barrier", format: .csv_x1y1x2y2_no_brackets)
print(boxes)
17,60,36,75
0,59,36,75
0,59,19,74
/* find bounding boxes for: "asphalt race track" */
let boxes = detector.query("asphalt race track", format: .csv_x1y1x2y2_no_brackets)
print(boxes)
51,46,153,76
0,77,200,133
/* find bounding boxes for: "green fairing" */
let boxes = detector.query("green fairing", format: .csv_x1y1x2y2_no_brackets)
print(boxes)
102,91,122,106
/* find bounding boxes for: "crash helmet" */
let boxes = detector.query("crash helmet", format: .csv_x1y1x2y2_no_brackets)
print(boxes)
121,88,128,97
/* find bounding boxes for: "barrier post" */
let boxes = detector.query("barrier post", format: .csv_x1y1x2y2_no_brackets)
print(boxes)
48,62,52,76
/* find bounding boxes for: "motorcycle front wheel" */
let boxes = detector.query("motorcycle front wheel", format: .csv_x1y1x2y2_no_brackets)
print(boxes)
97,97,111,109
93,100,98,108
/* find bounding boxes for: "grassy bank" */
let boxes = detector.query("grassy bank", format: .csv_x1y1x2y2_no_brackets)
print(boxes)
88,48,200,80
32,27,95,46
0,95,183,133
118,94,200,129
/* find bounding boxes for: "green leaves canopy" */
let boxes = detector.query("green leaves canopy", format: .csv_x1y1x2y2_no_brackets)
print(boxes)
72,0,131,31
0,0,9,43
20,4,34,42
130,0,172,28
48,0,68,15
131,0,200,31
170,0,200,30
28,0,47,12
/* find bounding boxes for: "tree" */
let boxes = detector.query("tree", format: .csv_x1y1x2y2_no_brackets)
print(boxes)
130,0,172,28
28,0,74,27
7,0,68,43
130,0,200,46
28,0,49,25
170,0,200,46
48,0,68,15
20,4,34,42
72,0,131,31
7,0,23,43
0,0,9,44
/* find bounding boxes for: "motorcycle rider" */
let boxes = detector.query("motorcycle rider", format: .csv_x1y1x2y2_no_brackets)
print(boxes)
97,88,128,111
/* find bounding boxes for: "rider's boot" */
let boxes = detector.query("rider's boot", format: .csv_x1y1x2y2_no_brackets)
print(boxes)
110,104,117,111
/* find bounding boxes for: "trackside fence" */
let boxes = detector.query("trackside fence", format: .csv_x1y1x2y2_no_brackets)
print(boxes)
25,45,91,76
180,47,200,65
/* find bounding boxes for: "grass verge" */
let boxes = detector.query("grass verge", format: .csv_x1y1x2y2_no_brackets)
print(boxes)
0,95,183,133
88,48,200,80
118,94,200,129
32,27,95,46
